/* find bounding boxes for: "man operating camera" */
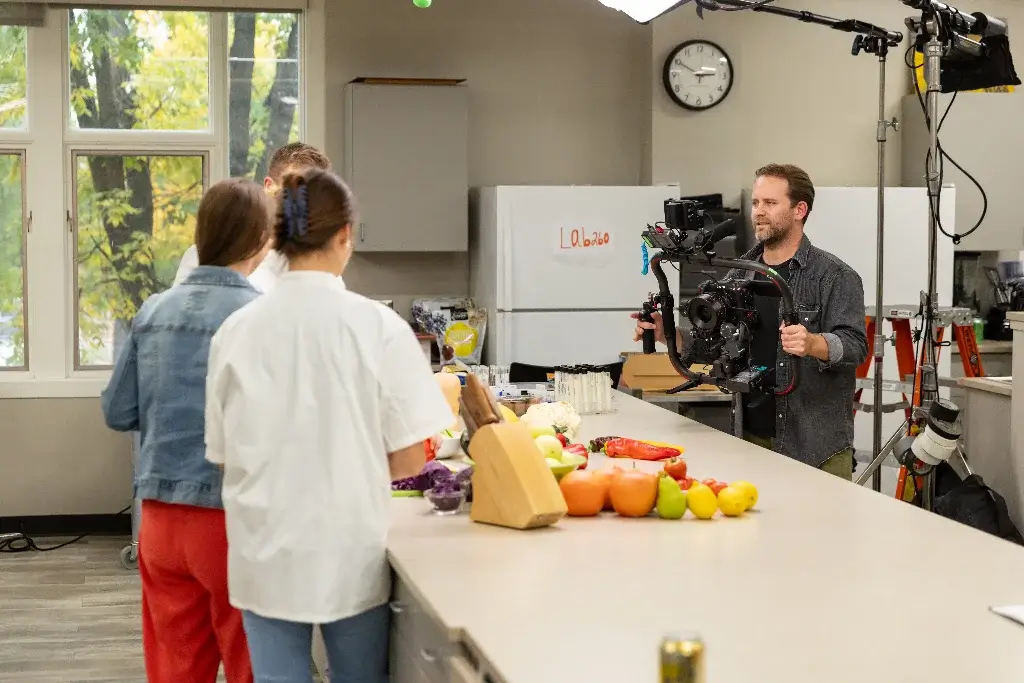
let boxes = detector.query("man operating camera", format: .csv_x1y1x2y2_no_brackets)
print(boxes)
632,164,868,479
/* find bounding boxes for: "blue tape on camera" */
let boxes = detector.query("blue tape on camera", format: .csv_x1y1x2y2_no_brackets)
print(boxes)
641,242,650,276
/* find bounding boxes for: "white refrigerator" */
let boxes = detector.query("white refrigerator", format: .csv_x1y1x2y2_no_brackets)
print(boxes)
470,184,681,367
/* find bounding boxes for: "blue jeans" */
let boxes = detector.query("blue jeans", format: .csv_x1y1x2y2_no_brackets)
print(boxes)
241,604,389,683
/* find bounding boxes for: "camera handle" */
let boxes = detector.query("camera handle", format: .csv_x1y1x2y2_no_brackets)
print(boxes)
644,254,800,397
637,297,659,355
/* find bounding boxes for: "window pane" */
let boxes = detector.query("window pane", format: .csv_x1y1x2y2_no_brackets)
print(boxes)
228,12,301,179
0,152,26,369
74,153,205,368
0,26,27,129
68,10,210,131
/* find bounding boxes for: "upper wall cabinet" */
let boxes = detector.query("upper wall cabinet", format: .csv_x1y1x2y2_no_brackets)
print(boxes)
344,81,469,252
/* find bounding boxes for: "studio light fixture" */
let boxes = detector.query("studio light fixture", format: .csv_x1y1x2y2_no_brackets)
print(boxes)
596,0,694,24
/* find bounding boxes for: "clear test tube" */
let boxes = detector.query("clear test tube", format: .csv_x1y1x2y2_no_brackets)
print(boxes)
600,369,612,412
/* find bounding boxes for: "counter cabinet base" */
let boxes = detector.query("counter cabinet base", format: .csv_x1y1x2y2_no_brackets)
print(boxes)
311,573,504,683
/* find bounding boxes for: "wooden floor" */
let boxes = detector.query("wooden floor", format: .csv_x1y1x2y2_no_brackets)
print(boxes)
0,535,229,683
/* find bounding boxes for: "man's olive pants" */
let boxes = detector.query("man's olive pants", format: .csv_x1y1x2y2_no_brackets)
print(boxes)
743,433,854,481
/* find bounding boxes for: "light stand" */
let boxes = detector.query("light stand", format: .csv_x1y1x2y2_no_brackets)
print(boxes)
856,0,1020,507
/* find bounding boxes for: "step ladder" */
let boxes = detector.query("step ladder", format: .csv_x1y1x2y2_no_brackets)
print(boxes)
853,304,984,501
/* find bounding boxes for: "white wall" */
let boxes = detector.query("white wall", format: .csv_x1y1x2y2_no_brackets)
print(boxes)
323,0,653,315
649,0,1024,204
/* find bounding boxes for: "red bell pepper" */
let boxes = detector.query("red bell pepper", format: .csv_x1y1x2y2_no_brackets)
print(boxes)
603,438,680,461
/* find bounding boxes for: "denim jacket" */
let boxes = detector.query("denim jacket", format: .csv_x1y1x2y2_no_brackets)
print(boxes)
101,267,260,509
726,235,868,466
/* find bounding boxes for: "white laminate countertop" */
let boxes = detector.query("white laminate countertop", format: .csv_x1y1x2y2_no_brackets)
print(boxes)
958,376,1013,397
386,394,1024,683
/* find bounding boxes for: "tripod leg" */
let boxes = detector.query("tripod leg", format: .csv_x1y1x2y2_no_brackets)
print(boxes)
948,447,973,480
855,418,909,487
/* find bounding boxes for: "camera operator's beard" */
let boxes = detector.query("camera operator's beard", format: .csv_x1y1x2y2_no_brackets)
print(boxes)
754,220,790,248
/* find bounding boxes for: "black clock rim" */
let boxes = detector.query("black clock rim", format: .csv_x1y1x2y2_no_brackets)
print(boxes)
662,39,733,112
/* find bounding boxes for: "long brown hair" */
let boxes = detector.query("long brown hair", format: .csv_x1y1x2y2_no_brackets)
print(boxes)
195,178,273,266
275,168,358,258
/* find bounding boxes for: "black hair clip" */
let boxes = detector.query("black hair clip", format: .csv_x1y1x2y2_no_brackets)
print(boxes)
282,186,309,239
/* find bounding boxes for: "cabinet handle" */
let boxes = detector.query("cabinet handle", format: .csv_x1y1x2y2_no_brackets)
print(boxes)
420,648,438,663
388,600,405,613
359,223,366,242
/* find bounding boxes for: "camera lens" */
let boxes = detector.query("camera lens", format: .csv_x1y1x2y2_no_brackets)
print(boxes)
687,293,725,330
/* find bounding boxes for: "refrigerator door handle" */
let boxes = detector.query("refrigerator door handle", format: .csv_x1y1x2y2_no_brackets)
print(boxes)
498,311,512,366
497,204,514,311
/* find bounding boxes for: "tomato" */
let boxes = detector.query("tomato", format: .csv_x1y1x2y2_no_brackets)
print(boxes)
679,477,696,491
663,457,688,481
702,478,728,496
556,433,569,447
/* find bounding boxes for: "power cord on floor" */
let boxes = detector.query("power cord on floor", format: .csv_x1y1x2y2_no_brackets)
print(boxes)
0,504,132,553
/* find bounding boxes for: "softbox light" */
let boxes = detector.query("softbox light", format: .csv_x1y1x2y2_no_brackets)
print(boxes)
596,0,694,23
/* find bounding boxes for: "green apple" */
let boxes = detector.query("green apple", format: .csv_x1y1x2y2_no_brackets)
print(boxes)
534,435,564,462
529,424,557,439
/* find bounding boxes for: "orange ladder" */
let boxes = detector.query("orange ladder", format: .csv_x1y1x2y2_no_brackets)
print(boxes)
854,305,984,502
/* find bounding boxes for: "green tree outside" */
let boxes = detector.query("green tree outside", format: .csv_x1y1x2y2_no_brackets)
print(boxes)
0,26,27,367
0,10,300,368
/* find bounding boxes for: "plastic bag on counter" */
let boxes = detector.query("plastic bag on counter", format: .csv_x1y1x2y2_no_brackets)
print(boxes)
411,298,487,366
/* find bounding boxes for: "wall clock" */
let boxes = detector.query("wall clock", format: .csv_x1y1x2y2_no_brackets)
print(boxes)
662,40,734,112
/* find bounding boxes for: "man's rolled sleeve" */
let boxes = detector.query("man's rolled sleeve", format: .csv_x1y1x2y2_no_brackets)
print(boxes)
817,269,868,371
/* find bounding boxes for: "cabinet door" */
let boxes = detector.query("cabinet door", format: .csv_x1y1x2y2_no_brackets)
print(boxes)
345,83,469,252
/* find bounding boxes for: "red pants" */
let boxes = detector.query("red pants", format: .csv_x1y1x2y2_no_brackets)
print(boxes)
139,500,252,683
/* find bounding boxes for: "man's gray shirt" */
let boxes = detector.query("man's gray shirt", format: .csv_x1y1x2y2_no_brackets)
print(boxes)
726,235,868,466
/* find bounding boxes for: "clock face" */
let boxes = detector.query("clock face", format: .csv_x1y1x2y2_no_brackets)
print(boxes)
663,40,734,111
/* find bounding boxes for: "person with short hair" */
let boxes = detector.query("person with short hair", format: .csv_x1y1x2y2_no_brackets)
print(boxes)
633,163,867,479
204,167,453,683
174,143,332,292
102,178,275,683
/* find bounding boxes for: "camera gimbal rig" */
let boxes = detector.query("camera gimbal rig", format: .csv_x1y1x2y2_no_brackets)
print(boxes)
637,199,801,398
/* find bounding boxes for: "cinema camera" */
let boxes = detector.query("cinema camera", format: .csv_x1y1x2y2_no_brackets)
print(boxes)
638,198,800,396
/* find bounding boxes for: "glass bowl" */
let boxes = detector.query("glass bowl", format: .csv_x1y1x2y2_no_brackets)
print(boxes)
425,485,467,516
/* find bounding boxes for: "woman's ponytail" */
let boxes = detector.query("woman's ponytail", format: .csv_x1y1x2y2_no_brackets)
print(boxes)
273,168,357,258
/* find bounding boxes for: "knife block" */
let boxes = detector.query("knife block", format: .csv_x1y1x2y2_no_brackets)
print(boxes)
467,421,567,530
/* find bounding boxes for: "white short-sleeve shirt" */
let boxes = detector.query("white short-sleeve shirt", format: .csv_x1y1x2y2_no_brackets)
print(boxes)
174,245,289,293
205,270,453,623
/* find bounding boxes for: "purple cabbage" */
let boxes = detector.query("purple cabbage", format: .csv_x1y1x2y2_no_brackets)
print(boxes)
391,460,455,492
454,467,473,487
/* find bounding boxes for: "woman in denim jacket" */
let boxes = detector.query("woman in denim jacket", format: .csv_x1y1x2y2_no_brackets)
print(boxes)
101,178,273,683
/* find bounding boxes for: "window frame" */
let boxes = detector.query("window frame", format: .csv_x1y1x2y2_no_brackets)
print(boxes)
68,147,211,371
0,148,30,372
0,3,320,398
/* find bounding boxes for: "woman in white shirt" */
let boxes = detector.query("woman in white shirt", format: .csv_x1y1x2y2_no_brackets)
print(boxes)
204,167,453,683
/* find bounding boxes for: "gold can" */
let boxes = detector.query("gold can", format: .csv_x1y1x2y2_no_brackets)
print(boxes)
659,633,705,683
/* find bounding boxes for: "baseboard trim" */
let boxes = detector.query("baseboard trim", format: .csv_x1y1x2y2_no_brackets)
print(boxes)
0,513,131,538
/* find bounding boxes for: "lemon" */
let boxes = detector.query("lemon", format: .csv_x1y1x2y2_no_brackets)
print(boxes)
717,486,747,517
686,483,717,520
498,404,519,422
730,480,758,510
444,322,478,357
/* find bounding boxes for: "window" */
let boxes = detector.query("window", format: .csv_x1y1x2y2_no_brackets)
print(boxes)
73,153,207,368
68,9,210,131
0,151,27,369
228,12,302,179
0,4,311,389
0,26,28,129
